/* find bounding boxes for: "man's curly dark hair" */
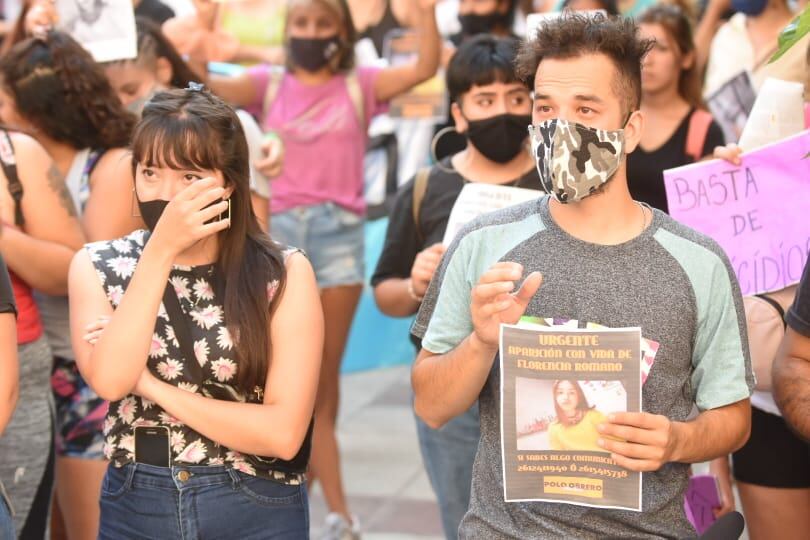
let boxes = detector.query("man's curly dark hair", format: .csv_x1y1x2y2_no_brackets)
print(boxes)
516,14,654,115
0,30,135,150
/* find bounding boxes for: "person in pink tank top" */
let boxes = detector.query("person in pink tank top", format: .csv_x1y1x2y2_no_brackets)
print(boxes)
210,1,441,536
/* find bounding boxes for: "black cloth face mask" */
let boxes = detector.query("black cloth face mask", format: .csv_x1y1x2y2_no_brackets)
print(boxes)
138,199,169,232
289,35,341,72
458,11,510,36
463,113,532,164
137,197,226,232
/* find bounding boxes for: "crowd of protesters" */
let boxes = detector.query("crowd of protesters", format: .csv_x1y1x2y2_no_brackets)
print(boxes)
0,0,807,539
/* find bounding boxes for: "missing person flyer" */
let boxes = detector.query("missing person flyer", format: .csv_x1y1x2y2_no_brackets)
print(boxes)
499,324,642,511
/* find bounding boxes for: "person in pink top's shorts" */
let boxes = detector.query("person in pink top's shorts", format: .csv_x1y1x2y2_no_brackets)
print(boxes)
210,1,442,536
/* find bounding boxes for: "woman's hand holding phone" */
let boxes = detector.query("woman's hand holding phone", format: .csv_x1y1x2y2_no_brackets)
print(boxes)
151,178,231,256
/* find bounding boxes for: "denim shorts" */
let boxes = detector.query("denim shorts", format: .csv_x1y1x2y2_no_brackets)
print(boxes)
270,203,365,289
98,463,309,539
0,483,13,540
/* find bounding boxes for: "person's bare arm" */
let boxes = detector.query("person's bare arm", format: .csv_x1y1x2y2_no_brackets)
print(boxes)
709,455,736,518
413,334,500,429
374,278,421,317
373,0,441,103
374,243,445,317
83,148,144,242
232,44,285,66
251,193,269,230
0,312,17,436
208,72,259,109
412,263,543,428
695,0,730,74
0,134,85,295
773,328,810,440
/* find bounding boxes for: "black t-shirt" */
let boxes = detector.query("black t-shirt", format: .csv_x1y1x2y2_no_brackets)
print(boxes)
135,0,175,25
787,259,810,337
0,255,16,317
627,109,724,213
371,156,542,347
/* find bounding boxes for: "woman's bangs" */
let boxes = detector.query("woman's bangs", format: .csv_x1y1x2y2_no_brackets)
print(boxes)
132,114,221,172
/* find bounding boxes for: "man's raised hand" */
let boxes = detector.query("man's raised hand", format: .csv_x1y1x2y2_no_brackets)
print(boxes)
470,262,543,350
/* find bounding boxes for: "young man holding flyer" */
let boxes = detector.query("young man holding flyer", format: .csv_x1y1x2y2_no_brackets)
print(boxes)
411,14,754,538
372,34,541,540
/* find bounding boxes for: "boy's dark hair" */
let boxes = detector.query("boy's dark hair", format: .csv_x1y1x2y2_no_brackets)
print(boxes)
516,14,653,115
447,34,523,103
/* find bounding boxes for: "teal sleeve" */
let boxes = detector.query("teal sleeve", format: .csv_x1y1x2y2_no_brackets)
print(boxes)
419,239,475,355
690,257,754,410
654,229,754,411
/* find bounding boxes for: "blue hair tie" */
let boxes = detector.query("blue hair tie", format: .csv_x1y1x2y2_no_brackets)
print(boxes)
186,82,205,92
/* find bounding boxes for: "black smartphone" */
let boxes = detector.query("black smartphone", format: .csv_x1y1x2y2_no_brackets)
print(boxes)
134,426,171,467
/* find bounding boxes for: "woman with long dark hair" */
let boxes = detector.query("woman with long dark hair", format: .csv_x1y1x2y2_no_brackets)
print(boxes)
627,4,725,214
0,30,140,539
69,87,322,538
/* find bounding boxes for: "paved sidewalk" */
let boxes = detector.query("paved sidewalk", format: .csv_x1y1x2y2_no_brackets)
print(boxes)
309,365,445,540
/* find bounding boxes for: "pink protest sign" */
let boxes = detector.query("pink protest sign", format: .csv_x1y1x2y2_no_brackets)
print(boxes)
664,129,810,296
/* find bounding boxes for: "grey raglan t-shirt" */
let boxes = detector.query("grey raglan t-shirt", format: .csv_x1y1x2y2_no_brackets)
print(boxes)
412,196,754,539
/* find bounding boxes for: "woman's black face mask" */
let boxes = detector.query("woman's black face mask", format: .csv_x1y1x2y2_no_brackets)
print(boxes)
458,10,510,36
462,112,532,164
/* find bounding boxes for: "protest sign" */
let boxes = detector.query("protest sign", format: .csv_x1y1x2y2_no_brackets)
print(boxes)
383,29,447,120
706,71,757,144
521,317,660,385
57,0,137,62
664,129,810,296
738,78,806,151
443,183,541,245
500,324,642,511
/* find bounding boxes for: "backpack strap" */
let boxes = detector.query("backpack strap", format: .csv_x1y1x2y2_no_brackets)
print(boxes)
78,149,104,211
261,66,286,131
684,109,713,163
344,69,366,129
161,283,206,381
0,131,24,227
754,294,787,329
411,167,431,244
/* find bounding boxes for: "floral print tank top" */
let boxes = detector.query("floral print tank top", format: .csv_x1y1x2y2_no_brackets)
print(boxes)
88,230,305,485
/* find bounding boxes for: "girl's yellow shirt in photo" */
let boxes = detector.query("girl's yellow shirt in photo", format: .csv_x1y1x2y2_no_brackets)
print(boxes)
549,409,607,452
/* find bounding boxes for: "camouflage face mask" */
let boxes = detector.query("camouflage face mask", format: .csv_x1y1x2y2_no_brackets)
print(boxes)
528,119,625,203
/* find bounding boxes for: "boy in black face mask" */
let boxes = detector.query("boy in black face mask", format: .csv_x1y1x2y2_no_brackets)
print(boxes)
371,34,540,540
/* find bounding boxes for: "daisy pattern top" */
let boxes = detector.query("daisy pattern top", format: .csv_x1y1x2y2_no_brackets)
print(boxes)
88,229,307,485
